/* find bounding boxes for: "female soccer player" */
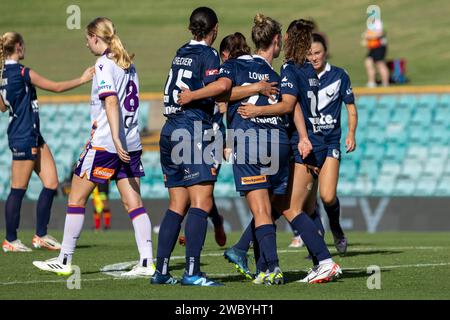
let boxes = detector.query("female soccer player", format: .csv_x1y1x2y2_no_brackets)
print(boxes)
179,14,288,285
151,7,228,286
0,32,93,252
177,32,277,248
32,17,155,278
238,19,342,283
307,33,357,254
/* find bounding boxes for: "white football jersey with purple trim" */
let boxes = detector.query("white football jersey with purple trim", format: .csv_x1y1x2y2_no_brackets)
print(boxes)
89,53,142,153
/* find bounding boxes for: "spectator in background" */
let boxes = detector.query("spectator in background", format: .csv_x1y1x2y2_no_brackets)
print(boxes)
362,18,389,87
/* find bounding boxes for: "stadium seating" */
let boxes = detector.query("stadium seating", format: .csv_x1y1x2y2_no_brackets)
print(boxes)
0,95,449,199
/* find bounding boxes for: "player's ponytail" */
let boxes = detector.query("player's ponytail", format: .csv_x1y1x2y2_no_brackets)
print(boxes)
220,32,251,59
109,33,134,70
86,17,134,70
189,7,218,40
284,19,314,65
251,13,282,51
0,32,24,82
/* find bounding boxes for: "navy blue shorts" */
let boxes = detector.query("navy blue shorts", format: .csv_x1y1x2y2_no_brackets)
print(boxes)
233,142,290,195
159,133,218,188
292,143,328,169
9,135,46,161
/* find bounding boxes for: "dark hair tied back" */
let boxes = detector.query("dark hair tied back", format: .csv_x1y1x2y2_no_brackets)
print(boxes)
189,7,218,40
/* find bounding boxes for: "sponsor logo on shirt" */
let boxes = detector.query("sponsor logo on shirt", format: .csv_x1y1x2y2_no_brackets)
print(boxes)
241,175,267,185
205,69,219,76
281,76,293,88
219,68,230,75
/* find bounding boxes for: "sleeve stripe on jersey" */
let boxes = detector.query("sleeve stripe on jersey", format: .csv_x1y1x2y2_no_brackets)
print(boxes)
98,91,118,100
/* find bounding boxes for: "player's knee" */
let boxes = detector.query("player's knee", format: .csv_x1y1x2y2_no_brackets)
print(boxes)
68,193,88,207
191,197,213,213
321,192,336,206
11,182,29,189
43,180,58,190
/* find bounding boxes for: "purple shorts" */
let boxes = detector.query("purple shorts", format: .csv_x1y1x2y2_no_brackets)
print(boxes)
74,146,145,184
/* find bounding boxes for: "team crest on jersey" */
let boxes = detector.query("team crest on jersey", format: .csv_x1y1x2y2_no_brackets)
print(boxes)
99,64,103,71
326,87,335,98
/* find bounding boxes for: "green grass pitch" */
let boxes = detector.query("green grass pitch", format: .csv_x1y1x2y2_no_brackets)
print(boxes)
1,0,449,96
1,230,450,299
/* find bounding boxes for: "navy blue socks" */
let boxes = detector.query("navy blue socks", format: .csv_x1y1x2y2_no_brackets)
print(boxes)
5,188,26,242
254,224,279,272
156,209,184,275
324,198,344,238
185,208,209,276
36,188,57,237
290,213,331,262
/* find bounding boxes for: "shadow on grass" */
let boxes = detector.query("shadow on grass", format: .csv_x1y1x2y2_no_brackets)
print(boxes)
77,245,96,249
331,250,402,258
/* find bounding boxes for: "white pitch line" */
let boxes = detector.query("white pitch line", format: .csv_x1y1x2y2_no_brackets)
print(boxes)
3,262,450,286
2,246,448,286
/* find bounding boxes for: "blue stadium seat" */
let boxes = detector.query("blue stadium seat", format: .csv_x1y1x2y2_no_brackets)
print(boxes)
409,127,431,144
372,174,395,195
377,95,397,109
380,161,401,176
362,145,385,162
414,176,437,196
423,159,444,178
339,161,358,181
391,106,412,123
397,95,417,108
385,123,407,144
429,124,449,144
406,145,429,160
436,177,450,195
393,178,415,196
400,159,423,180
358,159,380,181
434,106,450,125
337,180,354,196
356,107,371,127
417,94,439,108
352,177,373,196
357,96,377,109
366,126,386,144
429,145,449,161
411,108,432,126
385,143,406,162
438,94,450,108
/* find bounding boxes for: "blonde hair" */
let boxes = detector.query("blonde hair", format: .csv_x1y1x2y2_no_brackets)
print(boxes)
251,13,282,51
86,17,134,69
0,32,24,82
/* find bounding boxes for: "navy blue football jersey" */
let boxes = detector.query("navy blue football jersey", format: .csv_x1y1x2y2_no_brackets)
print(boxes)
218,55,289,144
316,63,355,143
0,61,40,144
280,60,325,150
162,40,220,126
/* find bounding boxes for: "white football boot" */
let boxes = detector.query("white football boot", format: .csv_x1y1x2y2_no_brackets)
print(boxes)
121,263,156,278
2,239,33,252
33,257,73,276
